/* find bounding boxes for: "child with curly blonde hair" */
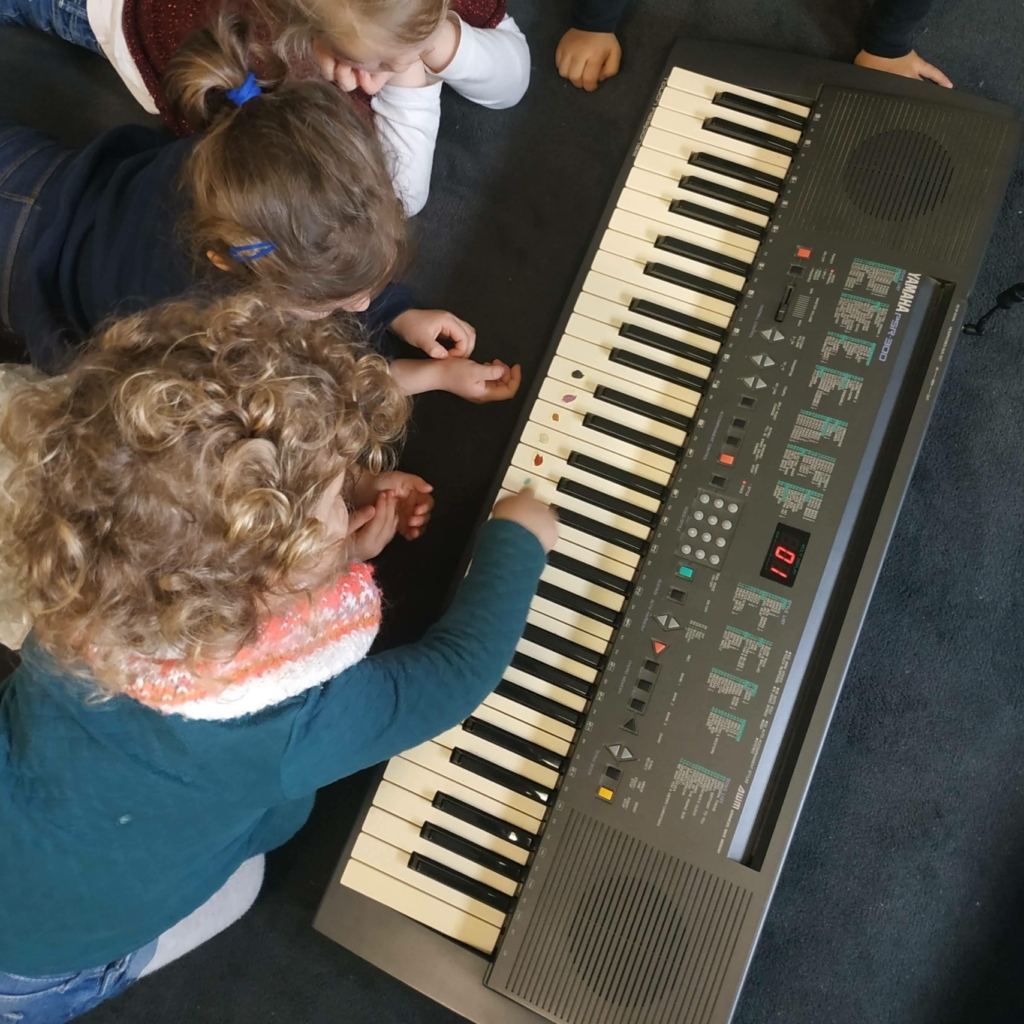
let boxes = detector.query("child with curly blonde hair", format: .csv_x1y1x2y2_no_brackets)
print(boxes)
0,293,555,1022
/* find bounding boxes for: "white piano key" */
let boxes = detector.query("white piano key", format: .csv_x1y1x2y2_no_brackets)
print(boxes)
555,333,703,412
526,400,677,475
384,757,541,837
520,416,674,487
613,190,761,256
666,66,811,118
340,859,501,953
641,124,785,190
402,741,548,820
512,440,662,513
649,106,790,172
349,833,507,927
591,250,738,319
657,86,802,145
473,698,573,754
633,145,778,204
552,533,638,582
374,778,531,865
626,167,769,229
565,307,715,378
435,724,561,790
503,663,588,713
540,564,625,614
514,637,598,686
526,606,610,656
482,690,577,744
600,222,747,293
362,807,519,896
502,469,652,542
523,592,615,644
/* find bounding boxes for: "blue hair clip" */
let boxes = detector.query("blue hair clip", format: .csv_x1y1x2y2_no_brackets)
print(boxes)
228,240,277,262
225,71,261,107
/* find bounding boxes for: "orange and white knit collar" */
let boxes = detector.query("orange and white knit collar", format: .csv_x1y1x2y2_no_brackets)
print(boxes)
124,563,382,721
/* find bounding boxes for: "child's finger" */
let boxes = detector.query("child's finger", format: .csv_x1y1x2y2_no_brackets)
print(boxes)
346,503,376,535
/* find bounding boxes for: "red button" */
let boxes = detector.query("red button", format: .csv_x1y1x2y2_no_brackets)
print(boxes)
719,452,735,465
652,640,667,656
796,246,812,259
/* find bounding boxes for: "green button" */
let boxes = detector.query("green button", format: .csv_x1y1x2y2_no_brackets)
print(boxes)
677,565,695,580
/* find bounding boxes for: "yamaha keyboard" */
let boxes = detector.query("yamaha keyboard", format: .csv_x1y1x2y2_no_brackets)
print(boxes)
316,39,1021,1024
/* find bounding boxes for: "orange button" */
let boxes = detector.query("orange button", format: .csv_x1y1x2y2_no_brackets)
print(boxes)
796,246,812,259
719,452,735,465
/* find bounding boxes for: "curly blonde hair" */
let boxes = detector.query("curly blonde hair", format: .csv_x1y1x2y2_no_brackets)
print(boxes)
0,295,409,692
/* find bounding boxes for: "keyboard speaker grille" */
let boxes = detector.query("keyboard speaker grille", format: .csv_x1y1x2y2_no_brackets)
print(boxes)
494,810,751,1024
791,87,1013,265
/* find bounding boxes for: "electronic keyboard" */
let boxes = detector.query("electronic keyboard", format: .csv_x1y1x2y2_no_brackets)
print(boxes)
316,38,1021,1024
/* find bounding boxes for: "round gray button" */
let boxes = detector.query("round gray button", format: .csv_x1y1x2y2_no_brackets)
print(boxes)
709,554,721,565
699,493,711,504
696,549,706,559
701,532,712,543
722,520,733,530
687,527,698,538
715,537,727,548
727,502,739,514
713,498,724,509
693,510,704,521
707,515,718,526
680,544,692,555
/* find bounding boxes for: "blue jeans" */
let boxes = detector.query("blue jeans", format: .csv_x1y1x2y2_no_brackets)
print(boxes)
0,0,101,52
0,123,71,347
0,941,156,1024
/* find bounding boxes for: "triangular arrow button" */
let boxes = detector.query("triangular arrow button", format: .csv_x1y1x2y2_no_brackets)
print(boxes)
741,375,756,388
652,639,667,655
750,354,763,366
607,743,622,759
760,328,773,340
622,718,638,734
772,330,785,342
618,746,636,761
762,355,776,367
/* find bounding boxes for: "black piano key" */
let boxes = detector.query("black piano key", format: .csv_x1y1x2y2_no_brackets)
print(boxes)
463,716,568,774
407,852,513,914
592,384,692,432
610,346,708,393
677,175,774,216
629,298,726,342
558,477,658,527
495,678,586,729
644,260,742,305
522,623,606,671
582,412,683,461
702,116,798,156
420,822,526,883
551,504,647,556
654,234,751,277
432,791,536,851
545,551,631,597
713,90,807,131
687,151,784,192
567,451,667,502
450,747,554,806
511,651,596,698
618,320,716,370
668,199,764,241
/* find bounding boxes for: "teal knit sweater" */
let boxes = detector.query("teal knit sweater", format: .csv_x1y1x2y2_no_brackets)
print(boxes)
0,518,545,975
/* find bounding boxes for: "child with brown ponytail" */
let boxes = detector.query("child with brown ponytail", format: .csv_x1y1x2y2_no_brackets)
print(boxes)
0,12,521,403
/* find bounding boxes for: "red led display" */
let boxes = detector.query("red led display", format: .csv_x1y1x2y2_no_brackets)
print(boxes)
760,523,810,588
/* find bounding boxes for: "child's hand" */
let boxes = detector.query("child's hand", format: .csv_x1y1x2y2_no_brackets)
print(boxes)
853,49,952,87
356,471,435,540
310,38,398,95
438,358,522,403
390,309,477,359
556,28,622,91
347,490,401,561
493,488,559,553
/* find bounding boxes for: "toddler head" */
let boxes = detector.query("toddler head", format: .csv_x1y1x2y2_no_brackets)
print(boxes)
0,295,409,691
164,12,407,315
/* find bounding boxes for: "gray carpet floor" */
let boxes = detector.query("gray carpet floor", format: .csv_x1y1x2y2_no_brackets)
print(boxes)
1,0,1022,1021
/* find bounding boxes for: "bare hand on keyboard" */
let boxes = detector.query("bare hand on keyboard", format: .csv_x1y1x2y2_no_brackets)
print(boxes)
854,49,953,88
492,488,559,552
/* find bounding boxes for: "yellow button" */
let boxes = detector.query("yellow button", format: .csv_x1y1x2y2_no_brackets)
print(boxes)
597,786,614,802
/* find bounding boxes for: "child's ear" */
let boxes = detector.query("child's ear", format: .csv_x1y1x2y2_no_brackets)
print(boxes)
206,249,232,272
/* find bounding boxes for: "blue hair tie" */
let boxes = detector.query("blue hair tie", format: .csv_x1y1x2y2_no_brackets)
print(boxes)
225,71,261,106
228,240,277,262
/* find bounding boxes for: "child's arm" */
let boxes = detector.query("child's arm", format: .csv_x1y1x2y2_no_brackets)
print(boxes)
556,0,631,91
424,14,531,111
854,0,950,86
280,497,558,795
390,357,522,402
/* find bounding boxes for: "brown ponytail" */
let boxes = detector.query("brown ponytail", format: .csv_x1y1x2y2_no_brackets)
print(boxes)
163,12,407,310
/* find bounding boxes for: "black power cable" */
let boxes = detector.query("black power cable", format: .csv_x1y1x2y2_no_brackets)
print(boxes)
962,283,1024,336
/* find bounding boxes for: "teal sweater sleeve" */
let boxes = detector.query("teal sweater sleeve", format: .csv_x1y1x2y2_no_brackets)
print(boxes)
280,518,546,797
